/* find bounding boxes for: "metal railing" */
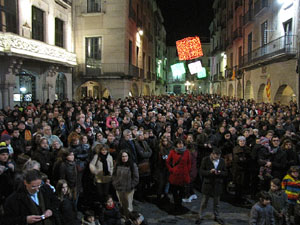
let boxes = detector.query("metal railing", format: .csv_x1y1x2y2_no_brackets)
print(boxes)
62,0,72,6
129,6,137,22
254,0,268,16
233,27,242,40
85,63,141,78
243,10,254,26
241,35,297,66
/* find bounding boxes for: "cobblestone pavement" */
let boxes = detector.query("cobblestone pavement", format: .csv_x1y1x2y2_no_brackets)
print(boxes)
134,192,251,225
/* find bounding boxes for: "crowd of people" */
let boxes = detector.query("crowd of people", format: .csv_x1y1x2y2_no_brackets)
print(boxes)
0,94,300,225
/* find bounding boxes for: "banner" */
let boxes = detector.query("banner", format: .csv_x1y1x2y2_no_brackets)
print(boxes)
266,75,271,102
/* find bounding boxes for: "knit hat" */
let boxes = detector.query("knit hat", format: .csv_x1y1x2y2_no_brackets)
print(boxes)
0,142,9,154
260,137,270,146
0,134,12,142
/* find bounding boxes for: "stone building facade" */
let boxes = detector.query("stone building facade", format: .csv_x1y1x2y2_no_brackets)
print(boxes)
72,0,167,99
0,0,76,108
210,0,300,105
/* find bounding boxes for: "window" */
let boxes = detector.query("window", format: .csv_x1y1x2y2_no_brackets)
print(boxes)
86,37,102,75
129,40,132,65
0,0,17,33
32,6,44,41
87,0,101,13
55,18,64,47
261,20,268,55
261,20,268,46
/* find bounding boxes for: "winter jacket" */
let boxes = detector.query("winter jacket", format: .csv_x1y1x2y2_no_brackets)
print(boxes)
100,204,122,225
58,196,80,225
268,190,288,225
166,149,191,186
250,202,275,225
3,185,55,225
112,164,139,192
281,174,300,204
200,155,227,196
89,153,114,183
59,161,77,188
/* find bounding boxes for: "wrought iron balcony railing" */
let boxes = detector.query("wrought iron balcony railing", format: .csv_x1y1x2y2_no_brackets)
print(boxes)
241,35,297,67
233,27,242,41
254,0,268,16
243,10,254,26
85,63,140,78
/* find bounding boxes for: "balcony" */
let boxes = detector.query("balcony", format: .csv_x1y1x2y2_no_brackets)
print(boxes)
225,69,233,79
55,0,72,8
233,27,242,41
225,37,233,48
139,68,145,79
84,63,140,79
243,10,254,26
212,72,224,82
254,0,268,16
241,35,297,68
0,32,76,66
129,6,137,23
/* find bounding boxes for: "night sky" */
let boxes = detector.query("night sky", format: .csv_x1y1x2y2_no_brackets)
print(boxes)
156,0,213,46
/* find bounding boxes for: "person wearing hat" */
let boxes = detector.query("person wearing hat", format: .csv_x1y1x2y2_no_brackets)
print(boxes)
0,134,13,156
0,143,15,212
195,148,227,225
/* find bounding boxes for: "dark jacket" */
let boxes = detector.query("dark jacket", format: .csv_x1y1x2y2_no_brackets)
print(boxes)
250,202,275,225
3,185,55,225
100,204,122,225
118,139,138,163
200,155,227,196
58,196,80,225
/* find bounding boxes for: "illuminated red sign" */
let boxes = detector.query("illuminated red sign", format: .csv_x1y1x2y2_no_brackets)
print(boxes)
176,36,203,61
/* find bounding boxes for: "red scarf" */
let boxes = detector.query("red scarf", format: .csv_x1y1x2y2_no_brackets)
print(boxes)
106,202,115,210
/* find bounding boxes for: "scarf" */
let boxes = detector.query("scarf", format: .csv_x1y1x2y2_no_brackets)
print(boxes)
106,202,115,210
98,153,109,176
175,147,186,154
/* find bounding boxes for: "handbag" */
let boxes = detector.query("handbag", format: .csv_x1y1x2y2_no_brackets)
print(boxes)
138,161,151,175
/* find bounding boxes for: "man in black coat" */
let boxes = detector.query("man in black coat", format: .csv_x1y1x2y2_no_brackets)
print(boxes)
196,148,227,225
3,169,55,225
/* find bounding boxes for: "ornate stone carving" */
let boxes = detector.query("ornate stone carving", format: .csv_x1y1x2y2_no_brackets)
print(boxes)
0,32,77,66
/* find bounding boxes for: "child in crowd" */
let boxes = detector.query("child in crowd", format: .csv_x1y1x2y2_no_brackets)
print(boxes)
100,195,122,225
268,178,289,225
258,137,272,180
281,166,300,225
250,191,275,225
82,210,101,225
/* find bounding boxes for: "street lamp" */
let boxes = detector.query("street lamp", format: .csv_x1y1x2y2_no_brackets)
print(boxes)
20,87,26,105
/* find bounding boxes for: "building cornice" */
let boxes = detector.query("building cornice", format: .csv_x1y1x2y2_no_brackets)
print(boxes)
0,32,77,67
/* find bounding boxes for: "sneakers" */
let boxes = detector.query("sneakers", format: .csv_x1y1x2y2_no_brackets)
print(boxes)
182,198,191,203
190,194,198,200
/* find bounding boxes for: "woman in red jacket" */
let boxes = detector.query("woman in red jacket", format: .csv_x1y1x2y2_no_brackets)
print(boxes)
166,139,191,214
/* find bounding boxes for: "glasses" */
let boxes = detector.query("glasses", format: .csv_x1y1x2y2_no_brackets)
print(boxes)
31,184,42,190
272,140,280,142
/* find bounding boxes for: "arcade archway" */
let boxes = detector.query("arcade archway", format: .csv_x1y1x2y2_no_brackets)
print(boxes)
245,80,254,100
274,85,295,105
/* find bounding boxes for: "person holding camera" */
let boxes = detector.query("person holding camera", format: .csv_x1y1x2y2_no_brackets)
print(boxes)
196,148,227,225
3,169,55,225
